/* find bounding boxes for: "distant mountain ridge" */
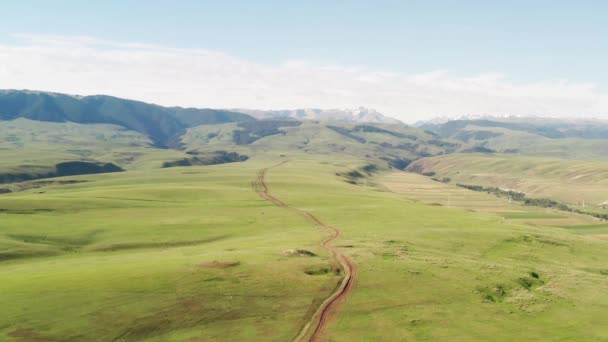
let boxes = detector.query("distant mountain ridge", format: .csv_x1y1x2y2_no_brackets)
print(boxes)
415,116,608,160
0,90,405,148
419,117,608,140
0,90,254,147
234,107,401,124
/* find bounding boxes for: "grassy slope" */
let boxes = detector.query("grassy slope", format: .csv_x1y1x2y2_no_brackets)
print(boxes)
408,153,608,214
0,119,189,174
0,158,342,341
267,160,608,341
381,171,608,239
0,119,453,182
1,156,608,340
181,121,454,161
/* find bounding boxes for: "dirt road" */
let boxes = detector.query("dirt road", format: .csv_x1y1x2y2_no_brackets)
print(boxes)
252,165,356,342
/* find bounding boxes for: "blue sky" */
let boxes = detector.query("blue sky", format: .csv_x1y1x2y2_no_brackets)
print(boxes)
1,1,607,121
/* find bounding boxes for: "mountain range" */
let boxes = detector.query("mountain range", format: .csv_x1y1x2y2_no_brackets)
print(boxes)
0,90,402,147
2,89,607,163
0,90,254,148
233,107,401,124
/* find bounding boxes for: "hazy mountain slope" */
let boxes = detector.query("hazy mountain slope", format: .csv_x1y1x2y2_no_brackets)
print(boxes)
419,118,608,159
459,125,608,159
169,107,254,127
0,90,254,147
234,107,401,124
420,117,608,140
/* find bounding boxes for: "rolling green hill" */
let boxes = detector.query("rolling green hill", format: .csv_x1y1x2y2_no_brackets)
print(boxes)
0,90,466,185
2,92,608,340
0,118,188,174
1,157,607,340
181,120,459,167
0,116,461,186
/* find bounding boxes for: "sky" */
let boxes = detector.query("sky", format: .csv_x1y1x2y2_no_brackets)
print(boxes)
1,0,607,122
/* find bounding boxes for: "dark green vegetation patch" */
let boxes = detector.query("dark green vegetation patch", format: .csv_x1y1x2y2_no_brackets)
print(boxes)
162,151,248,168
456,183,608,220
352,125,418,140
326,125,367,143
381,157,412,170
232,120,302,145
338,163,380,184
0,161,123,184
461,146,496,153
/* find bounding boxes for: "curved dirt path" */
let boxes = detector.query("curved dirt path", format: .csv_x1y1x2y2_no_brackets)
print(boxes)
252,164,357,342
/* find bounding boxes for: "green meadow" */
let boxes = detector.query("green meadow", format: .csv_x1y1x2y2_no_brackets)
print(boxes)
1,159,337,340
2,154,608,341
270,160,608,341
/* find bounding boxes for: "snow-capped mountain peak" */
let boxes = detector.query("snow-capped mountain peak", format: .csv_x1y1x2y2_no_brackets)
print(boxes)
233,107,401,124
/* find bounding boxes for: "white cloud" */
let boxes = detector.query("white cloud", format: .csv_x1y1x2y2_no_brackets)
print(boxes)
1,34,606,122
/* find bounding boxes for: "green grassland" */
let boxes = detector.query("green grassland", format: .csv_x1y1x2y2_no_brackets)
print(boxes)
251,159,608,340
2,153,608,340
380,171,608,238
0,119,192,175
0,158,339,341
408,153,608,215
2,116,608,341
0,119,458,186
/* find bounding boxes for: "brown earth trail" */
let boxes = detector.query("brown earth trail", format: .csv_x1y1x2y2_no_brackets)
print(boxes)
252,164,357,342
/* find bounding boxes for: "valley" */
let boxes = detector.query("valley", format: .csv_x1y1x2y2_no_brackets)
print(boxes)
3,2,607,340
1,91,608,341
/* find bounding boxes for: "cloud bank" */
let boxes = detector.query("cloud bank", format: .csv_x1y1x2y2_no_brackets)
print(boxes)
1,34,606,122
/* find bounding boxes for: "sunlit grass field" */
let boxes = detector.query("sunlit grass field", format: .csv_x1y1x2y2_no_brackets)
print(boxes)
381,171,605,231
2,155,608,340
0,158,339,340
268,160,608,341
409,153,608,215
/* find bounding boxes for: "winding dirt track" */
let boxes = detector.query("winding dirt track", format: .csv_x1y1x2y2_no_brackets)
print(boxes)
252,164,357,342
